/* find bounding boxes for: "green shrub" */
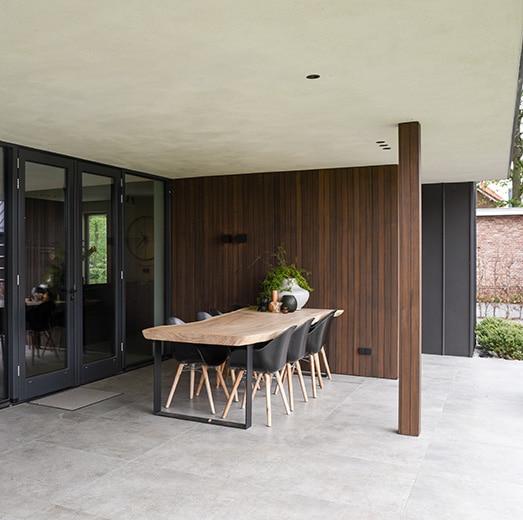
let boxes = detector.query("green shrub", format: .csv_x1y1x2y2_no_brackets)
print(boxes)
475,317,523,360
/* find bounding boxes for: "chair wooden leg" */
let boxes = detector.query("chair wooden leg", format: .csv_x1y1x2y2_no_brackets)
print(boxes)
295,361,308,402
165,363,185,408
189,364,196,399
195,372,205,396
320,346,332,379
310,354,317,398
274,370,290,415
219,363,229,389
216,366,230,399
286,363,294,412
201,365,215,414
314,353,324,389
230,368,239,402
265,373,272,427
222,369,244,419
243,372,262,409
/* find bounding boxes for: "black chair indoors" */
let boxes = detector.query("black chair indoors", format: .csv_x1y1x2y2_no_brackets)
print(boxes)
221,326,296,427
26,300,59,363
281,318,314,411
164,317,229,414
304,310,336,398
195,310,213,321
195,309,233,396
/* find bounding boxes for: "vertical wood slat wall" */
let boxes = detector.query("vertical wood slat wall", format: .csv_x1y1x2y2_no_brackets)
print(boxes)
172,165,399,379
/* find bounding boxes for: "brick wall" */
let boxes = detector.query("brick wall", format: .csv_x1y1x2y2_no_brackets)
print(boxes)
476,210,523,300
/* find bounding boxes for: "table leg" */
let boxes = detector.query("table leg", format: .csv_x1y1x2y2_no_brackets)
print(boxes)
153,340,162,413
153,340,252,429
244,343,253,429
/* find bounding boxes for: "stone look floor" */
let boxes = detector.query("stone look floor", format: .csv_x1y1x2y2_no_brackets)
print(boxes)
1,354,522,519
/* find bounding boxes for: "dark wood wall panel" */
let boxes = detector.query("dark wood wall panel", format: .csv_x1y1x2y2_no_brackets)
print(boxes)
172,165,399,378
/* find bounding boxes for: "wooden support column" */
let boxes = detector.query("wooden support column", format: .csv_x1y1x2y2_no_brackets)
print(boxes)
398,121,421,436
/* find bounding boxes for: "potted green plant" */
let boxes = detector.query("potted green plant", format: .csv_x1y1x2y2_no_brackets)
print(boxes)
259,244,313,309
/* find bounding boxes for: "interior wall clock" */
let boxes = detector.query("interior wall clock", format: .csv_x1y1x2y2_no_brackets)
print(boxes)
126,215,154,261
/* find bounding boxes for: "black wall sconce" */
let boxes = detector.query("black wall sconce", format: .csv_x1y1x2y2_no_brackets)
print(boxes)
221,233,247,244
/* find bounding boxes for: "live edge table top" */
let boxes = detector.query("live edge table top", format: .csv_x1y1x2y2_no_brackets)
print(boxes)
142,307,343,347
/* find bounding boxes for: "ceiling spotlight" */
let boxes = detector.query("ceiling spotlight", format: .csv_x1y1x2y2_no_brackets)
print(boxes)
376,140,391,150
306,74,320,79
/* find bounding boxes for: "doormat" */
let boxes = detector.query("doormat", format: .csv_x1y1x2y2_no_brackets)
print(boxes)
30,388,121,411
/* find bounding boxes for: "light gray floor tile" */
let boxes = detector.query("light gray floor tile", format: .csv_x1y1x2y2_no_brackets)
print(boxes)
403,470,523,520
1,354,522,518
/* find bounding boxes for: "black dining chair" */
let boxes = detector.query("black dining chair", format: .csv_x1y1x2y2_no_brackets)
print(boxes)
196,311,213,321
282,318,314,411
304,310,336,398
221,325,296,427
164,317,230,415
26,300,59,362
194,309,232,395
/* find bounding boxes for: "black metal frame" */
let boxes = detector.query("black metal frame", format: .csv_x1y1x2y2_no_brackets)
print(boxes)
153,341,253,429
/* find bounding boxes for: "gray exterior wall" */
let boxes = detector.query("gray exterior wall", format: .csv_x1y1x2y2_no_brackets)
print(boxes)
422,183,476,356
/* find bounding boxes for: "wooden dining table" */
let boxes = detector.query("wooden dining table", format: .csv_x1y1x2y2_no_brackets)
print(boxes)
142,307,341,429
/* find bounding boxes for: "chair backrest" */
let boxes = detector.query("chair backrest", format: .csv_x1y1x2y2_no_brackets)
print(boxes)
287,318,314,364
196,311,212,321
252,325,296,374
166,316,185,325
165,316,203,363
26,301,55,332
306,310,336,355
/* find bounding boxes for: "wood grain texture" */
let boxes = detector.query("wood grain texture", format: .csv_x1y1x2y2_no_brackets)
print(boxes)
171,165,399,378
398,122,422,436
143,307,337,345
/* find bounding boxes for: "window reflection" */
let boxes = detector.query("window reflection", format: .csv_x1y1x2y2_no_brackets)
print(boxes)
25,162,67,378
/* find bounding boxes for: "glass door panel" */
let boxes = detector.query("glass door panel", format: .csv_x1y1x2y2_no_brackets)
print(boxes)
124,175,164,368
24,162,68,378
81,172,117,370
0,148,6,403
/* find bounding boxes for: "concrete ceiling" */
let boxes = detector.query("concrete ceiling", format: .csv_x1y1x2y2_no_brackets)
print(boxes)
1,1,522,183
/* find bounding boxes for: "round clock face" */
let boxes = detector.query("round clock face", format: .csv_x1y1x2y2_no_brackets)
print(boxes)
126,216,154,261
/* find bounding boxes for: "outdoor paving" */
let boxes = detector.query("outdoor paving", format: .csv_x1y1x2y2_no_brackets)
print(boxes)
0,354,522,519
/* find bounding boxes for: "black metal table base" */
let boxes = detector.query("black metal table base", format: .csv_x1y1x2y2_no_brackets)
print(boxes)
153,341,253,429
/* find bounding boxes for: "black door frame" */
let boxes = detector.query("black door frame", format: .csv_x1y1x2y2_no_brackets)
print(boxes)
17,149,76,399
0,140,170,403
77,161,123,385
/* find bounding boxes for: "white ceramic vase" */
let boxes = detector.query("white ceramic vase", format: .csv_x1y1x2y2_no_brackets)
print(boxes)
279,278,310,310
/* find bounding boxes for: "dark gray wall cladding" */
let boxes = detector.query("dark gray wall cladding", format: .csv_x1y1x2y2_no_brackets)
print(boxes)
422,182,476,356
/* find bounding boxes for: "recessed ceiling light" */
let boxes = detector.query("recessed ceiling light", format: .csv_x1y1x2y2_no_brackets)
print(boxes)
306,74,320,79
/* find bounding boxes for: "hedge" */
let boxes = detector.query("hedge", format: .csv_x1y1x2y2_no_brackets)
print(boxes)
475,317,523,360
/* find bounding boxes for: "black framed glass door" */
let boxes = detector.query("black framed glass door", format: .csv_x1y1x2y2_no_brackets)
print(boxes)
0,148,6,405
79,163,120,383
20,152,74,398
9,146,166,402
18,153,123,398
123,174,165,368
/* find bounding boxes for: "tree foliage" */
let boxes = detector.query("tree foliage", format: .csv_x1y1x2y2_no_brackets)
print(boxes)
509,94,523,206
